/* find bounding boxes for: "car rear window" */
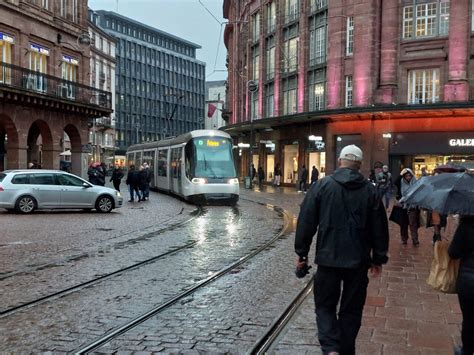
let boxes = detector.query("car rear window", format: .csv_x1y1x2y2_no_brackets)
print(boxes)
11,174,29,184
0,173,5,182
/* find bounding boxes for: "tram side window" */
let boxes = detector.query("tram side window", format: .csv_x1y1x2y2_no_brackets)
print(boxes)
135,152,142,167
143,150,155,185
171,148,181,178
127,153,135,167
177,148,182,179
158,149,168,177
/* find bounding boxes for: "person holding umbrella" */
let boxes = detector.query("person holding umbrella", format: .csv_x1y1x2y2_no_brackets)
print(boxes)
401,171,474,355
394,168,419,246
430,165,466,245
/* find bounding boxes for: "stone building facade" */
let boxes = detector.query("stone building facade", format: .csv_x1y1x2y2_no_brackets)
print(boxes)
0,0,112,175
223,0,474,183
89,10,117,167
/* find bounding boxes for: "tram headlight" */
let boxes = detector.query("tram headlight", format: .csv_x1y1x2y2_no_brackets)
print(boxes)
192,178,208,184
228,178,239,185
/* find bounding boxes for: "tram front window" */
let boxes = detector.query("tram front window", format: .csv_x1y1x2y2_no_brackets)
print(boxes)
186,137,236,179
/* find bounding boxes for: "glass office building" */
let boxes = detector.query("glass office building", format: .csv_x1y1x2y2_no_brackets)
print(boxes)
91,10,205,153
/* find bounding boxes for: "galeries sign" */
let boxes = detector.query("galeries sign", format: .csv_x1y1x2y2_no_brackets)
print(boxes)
449,139,474,147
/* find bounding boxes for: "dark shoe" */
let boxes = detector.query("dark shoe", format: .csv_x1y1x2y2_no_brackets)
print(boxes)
128,200,134,202
413,239,420,246
402,239,408,245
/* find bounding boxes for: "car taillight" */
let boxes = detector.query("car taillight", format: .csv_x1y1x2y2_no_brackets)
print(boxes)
0,186,4,192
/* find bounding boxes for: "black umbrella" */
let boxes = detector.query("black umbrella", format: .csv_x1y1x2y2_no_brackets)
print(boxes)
401,172,474,215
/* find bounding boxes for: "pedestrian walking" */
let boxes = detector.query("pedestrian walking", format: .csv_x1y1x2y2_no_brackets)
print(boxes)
449,216,474,355
143,162,152,200
125,165,141,202
257,166,265,190
298,165,308,192
394,168,420,246
273,163,281,187
110,165,124,192
376,165,393,210
310,165,319,185
138,165,147,201
295,144,389,355
250,163,256,184
87,162,105,186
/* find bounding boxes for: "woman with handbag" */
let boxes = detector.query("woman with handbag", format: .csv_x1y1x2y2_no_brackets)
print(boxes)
449,216,474,355
393,168,420,246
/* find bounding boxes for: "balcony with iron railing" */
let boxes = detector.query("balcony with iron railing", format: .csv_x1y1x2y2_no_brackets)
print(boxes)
0,62,112,117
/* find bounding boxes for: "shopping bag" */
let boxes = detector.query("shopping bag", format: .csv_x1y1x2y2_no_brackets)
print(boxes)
389,205,408,226
426,239,460,294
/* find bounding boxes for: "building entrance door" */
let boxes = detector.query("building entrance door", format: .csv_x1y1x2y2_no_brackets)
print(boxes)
266,154,274,182
309,152,326,179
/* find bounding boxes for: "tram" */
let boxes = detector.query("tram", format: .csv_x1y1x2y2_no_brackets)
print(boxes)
126,130,239,205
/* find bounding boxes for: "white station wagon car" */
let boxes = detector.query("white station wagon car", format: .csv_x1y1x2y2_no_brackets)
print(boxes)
0,170,123,214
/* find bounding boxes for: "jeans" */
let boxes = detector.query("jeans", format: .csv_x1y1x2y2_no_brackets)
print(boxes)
299,180,307,191
128,185,141,201
313,265,369,355
143,183,150,199
383,191,391,209
274,175,281,186
400,209,419,243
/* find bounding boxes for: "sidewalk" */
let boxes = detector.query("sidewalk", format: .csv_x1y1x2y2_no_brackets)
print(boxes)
240,184,462,354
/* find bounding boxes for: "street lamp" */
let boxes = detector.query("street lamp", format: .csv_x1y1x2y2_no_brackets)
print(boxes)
247,80,258,188
163,92,185,138
135,122,141,144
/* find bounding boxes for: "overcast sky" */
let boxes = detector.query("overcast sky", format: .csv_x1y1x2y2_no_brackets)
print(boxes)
88,0,228,81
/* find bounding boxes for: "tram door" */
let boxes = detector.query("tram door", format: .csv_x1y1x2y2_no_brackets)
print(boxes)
156,148,169,191
170,146,183,196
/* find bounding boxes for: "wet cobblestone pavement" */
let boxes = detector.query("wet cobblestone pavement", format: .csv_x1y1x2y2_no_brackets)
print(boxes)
0,184,464,353
0,192,285,352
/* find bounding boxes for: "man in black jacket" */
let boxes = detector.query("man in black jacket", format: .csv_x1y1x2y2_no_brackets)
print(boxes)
295,144,389,355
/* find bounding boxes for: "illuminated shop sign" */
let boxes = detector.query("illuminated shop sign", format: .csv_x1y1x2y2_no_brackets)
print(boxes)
30,43,50,55
62,55,79,65
315,141,326,150
0,32,14,43
449,139,474,147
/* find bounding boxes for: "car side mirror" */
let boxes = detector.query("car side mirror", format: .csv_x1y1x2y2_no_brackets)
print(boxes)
83,182,92,188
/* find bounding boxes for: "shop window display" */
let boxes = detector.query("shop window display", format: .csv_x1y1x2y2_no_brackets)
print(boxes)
283,144,298,183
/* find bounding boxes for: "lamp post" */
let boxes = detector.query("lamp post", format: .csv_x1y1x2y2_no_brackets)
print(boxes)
247,80,258,188
163,93,184,138
135,122,140,144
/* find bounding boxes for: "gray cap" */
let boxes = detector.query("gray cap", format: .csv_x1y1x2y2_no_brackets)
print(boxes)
339,144,363,162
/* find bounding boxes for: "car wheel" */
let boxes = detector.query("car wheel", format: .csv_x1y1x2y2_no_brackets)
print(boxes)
96,195,114,213
15,195,37,214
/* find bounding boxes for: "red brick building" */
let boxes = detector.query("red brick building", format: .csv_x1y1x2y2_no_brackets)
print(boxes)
0,0,112,176
223,0,474,184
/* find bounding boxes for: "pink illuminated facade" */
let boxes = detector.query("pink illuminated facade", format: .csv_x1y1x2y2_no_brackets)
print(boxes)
224,0,474,182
